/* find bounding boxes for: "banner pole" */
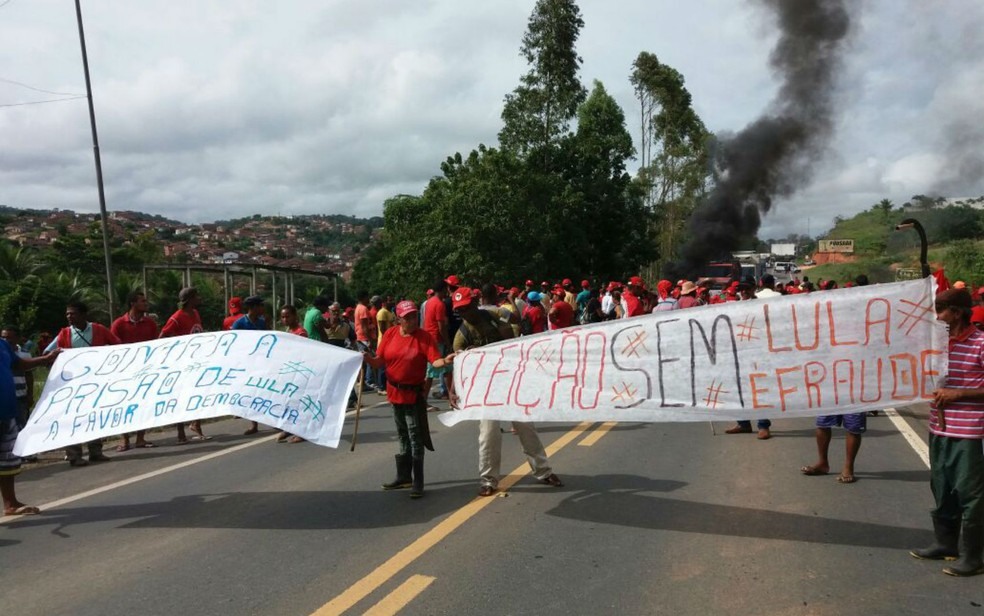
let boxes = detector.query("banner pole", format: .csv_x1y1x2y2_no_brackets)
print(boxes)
350,364,365,452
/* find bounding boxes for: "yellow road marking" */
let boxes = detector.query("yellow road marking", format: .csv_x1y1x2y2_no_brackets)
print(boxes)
578,421,617,447
311,421,593,616
363,575,436,616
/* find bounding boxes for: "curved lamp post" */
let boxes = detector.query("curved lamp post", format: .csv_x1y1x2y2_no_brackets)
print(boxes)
895,218,930,278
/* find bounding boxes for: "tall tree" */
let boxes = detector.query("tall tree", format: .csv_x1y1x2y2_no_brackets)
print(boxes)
630,52,710,278
499,0,587,170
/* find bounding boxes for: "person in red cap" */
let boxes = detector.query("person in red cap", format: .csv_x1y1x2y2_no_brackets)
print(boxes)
222,297,243,331
561,279,577,311
622,276,647,317
575,280,592,323
653,280,677,311
549,285,575,329
973,306,984,332
449,288,563,496
363,300,454,499
423,280,452,407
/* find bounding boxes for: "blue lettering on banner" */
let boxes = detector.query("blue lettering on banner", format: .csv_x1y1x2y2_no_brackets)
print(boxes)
195,367,244,388
249,334,278,358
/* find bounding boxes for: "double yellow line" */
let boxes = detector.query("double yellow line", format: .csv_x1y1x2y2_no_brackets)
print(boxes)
313,420,616,615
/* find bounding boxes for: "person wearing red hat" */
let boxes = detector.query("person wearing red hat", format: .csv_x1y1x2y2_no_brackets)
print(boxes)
575,280,592,323
560,279,577,311
423,280,452,408
622,276,647,317
363,300,455,499
223,297,244,331
653,280,677,312
548,285,575,329
973,307,984,331
450,288,563,496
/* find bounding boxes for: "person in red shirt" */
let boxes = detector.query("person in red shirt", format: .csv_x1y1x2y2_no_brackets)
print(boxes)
422,280,451,406
521,292,547,334
111,290,159,451
222,297,243,331
276,304,308,444
548,286,575,329
363,300,454,499
622,276,647,317
159,287,208,443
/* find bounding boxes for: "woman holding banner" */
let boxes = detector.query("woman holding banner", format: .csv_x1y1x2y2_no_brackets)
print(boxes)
362,300,454,499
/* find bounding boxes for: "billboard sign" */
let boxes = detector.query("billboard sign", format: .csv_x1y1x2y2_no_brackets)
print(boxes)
818,239,854,253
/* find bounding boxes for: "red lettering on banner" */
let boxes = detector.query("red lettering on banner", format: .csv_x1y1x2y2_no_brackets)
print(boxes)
461,352,487,409
859,358,883,403
763,305,791,353
792,303,821,351
748,372,773,409
803,361,827,408
776,366,802,411
513,340,548,413
827,301,858,347
920,349,943,399
832,359,855,405
578,332,606,409
890,353,918,400
482,344,519,407
864,299,891,346
549,333,582,409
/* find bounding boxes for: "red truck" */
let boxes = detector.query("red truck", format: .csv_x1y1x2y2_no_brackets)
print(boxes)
696,261,741,290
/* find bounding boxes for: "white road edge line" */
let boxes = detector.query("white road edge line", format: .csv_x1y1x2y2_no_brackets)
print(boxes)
885,407,930,469
0,401,391,525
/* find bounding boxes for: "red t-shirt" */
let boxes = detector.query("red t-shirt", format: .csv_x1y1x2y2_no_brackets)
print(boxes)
376,326,441,404
289,326,307,337
550,300,575,329
110,313,159,344
523,305,547,334
422,296,447,344
160,309,204,338
222,313,241,331
623,291,645,317
355,303,374,342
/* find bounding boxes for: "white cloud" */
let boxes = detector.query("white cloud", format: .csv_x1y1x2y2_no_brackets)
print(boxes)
0,0,981,237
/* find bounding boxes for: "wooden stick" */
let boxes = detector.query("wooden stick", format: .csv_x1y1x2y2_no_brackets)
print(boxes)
350,364,366,452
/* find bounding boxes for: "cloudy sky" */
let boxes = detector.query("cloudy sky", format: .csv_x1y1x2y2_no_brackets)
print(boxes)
1,0,981,239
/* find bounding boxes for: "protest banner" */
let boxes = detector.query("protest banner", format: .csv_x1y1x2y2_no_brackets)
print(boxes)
14,330,362,455
440,278,948,426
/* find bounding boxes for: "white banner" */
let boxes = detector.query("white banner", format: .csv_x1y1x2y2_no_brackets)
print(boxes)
14,331,362,455
440,278,948,425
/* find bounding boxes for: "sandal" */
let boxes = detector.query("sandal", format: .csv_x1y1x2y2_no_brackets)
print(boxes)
837,475,857,484
134,441,156,448
276,433,289,443
3,505,40,516
115,443,131,452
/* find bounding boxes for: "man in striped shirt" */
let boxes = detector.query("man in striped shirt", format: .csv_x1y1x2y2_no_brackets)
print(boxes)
911,288,984,576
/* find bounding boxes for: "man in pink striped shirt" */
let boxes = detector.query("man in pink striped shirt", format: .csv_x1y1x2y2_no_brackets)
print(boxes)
911,288,984,576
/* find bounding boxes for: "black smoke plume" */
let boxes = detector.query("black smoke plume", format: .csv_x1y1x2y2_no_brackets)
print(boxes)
669,0,853,279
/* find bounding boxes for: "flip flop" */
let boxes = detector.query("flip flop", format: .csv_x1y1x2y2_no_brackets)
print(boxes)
190,435,212,441
115,444,131,452
134,442,156,448
837,475,857,484
4,505,40,516
800,465,829,476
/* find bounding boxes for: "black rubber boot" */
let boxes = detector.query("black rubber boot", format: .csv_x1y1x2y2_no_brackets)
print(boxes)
944,525,984,577
410,456,424,499
382,454,412,490
910,518,959,561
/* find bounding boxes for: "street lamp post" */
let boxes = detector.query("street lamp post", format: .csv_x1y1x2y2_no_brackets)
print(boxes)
895,218,930,278
75,0,115,318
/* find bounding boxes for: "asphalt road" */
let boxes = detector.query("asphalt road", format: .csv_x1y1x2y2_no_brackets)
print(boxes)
2,399,982,616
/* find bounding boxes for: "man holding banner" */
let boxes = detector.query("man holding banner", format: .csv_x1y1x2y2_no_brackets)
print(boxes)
450,288,563,497
911,288,984,577
56,300,120,466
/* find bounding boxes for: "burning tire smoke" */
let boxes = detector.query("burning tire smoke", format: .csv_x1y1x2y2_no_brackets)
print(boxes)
670,0,854,279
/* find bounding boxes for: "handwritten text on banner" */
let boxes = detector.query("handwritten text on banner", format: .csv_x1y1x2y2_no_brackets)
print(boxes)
440,278,948,425
14,331,362,455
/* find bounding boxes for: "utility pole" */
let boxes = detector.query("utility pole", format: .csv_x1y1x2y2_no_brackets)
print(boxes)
75,0,115,317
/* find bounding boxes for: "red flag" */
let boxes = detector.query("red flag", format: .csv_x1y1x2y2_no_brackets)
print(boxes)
933,268,949,292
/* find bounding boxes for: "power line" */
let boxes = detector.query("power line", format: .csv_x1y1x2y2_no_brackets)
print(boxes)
0,77,80,97
0,95,87,108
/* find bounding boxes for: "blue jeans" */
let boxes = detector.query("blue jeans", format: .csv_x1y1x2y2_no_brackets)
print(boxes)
737,419,771,430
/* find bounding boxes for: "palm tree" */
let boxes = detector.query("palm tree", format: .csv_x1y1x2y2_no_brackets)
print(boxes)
0,242,41,281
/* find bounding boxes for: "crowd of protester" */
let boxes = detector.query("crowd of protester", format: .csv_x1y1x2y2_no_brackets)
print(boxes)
2,269,984,577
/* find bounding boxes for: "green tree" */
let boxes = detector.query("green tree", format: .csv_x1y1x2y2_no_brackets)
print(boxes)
499,0,587,170
630,51,710,277
873,198,894,221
